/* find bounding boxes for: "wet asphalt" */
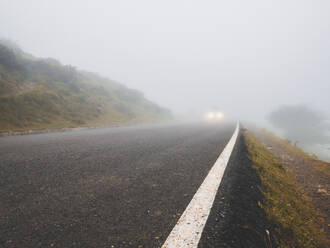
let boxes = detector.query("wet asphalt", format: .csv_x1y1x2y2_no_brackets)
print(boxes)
0,122,236,248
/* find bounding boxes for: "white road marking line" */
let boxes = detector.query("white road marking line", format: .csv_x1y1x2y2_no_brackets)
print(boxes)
161,123,240,248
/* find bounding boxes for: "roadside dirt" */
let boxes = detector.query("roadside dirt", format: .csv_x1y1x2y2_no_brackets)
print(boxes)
250,128,330,238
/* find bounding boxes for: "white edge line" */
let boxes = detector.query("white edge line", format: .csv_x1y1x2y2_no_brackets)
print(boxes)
161,122,240,248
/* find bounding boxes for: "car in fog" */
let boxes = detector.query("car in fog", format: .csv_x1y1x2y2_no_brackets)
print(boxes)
205,110,224,121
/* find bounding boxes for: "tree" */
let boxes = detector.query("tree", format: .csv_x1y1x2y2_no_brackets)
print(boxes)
268,104,330,145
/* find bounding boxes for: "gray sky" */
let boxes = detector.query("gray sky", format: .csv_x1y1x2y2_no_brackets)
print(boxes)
1,0,330,121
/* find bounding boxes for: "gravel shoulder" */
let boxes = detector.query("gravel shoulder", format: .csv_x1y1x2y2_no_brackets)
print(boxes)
198,130,277,248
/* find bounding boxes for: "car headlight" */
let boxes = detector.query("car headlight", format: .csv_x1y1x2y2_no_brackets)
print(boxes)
207,112,215,119
216,112,224,119
205,111,225,121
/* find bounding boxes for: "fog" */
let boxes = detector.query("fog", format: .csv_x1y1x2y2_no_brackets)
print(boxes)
1,1,329,157
268,104,330,161
269,105,330,145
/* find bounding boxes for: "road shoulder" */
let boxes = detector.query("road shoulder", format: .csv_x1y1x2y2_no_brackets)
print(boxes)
199,128,328,248
198,131,277,248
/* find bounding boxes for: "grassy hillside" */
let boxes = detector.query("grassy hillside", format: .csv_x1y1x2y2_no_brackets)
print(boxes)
0,40,171,132
243,131,328,248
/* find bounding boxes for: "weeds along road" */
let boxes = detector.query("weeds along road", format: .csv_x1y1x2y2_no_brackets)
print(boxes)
0,122,236,248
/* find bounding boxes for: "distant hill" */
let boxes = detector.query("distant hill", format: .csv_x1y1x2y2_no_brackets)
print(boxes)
0,40,171,132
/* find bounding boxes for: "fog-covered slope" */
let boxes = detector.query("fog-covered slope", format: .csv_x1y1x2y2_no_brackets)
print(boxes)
0,40,171,132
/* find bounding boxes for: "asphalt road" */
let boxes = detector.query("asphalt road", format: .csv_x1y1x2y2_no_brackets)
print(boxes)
0,122,236,248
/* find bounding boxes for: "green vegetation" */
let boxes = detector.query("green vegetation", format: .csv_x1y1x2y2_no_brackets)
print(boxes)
0,40,171,132
243,132,328,248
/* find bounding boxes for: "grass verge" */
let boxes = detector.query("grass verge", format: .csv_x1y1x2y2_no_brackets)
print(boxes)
260,128,330,177
243,131,328,248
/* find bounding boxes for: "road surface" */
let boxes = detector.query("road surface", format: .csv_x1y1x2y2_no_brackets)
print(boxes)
0,122,237,247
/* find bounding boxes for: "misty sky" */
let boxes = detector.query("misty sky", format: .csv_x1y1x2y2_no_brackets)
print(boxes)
1,0,330,121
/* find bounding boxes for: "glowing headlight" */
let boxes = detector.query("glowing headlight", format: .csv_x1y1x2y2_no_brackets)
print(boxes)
216,112,224,119
205,111,225,121
207,112,215,119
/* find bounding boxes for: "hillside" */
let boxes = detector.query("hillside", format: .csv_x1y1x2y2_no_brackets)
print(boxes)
0,40,171,132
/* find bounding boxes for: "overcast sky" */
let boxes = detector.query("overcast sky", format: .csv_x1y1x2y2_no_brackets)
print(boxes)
1,0,329,121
